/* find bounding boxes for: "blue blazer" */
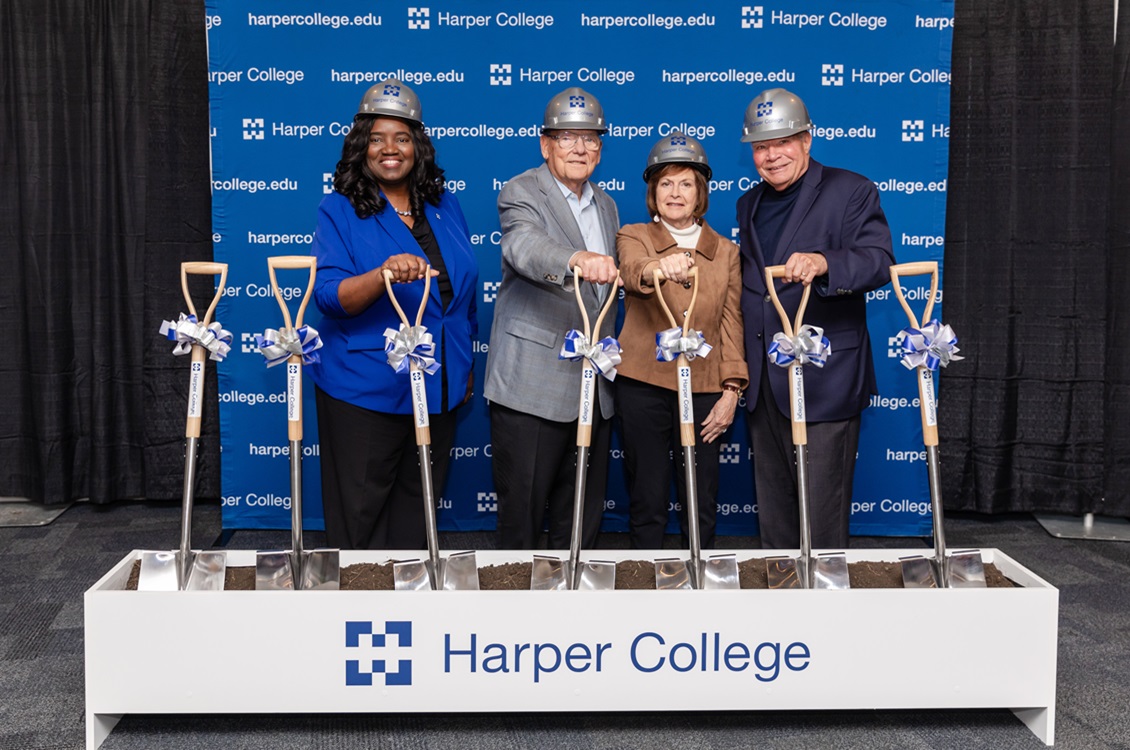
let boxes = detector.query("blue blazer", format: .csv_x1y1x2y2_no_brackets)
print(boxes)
309,190,478,415
737,159,895,423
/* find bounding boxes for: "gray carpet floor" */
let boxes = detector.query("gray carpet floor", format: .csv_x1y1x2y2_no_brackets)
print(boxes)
1,501,1128,749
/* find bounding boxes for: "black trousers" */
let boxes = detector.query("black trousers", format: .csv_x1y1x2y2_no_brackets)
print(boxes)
315,386,456,550
490,400,610,550
617,376,722,550
747,368,860,549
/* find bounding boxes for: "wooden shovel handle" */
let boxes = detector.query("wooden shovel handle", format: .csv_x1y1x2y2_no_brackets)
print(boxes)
764,265,810,445
572,267,620,449
381,267,433,446
651,266,700,336
889,261,941,446
266,255,317,330
652,267,700,447
888,261,939,331
267,256,317,441
382,267,433,328
763,265,812,338
179,263,227,439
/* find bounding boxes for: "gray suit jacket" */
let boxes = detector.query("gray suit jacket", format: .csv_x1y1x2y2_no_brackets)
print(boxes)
484,162,620,422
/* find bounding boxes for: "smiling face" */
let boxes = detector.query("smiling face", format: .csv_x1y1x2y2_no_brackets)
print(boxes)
540,130,602,196
366,117,415,189
752,131,812,191
653,167,700,229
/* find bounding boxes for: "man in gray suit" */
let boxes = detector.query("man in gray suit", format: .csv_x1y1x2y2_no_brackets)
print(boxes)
483,87,621,550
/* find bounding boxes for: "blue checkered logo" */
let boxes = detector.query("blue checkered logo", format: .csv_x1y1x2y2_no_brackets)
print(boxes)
670,135,687,146
384,85,401,97
568,95,585,108
345,621,413,686
756,101,772,117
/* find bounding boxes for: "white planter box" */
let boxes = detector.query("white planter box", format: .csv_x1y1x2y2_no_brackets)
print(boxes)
85,548,1058,749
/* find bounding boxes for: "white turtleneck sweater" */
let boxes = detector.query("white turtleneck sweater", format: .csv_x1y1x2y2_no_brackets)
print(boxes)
661,218,701,250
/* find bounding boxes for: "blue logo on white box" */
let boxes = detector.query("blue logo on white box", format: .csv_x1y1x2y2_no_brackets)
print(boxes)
569,95,585,108
346,621,413,686
756,101,772,117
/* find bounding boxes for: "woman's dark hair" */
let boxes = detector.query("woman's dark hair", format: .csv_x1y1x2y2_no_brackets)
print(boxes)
646,163,710,222
332,114,445,219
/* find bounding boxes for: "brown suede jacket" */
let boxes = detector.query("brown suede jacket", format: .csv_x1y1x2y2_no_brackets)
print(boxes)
616,220,748,393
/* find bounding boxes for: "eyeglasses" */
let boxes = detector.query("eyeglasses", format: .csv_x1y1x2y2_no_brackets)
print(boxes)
547,131,602,151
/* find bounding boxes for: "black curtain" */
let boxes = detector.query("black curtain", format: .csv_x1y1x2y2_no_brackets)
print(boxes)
941,0,1119,515
1107,9,1130,514
0,0,218,505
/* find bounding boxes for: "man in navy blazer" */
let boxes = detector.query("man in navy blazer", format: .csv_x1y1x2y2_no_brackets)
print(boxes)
736,88,895,549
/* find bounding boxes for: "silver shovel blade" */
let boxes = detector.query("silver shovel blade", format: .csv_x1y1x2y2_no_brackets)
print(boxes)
530,555,567,590
255,550,295,590
440,550,479,590
766,556,801,589
302,549,341,591
655,557,693,590
577,560,616,590
813,552,851,590
137,550,180,591
185,551,226,591
900,555,939,588
703,553,741,590
393,559,433,591
948,550,987,588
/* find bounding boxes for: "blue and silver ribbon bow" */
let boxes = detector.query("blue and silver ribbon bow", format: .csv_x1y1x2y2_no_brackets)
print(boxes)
768,324,831,368
383,324,440,375
254,326,323,367
159,313,233,362
559,329,622,380
898,319,962,370
655,327,713,362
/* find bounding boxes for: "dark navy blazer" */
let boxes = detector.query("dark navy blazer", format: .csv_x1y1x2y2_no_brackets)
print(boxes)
737,159,895,423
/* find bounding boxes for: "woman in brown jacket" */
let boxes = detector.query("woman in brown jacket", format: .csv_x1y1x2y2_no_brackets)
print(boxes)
616,132,749,550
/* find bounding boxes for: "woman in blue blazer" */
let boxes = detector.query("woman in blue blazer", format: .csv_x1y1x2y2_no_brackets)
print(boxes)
309,79,478,550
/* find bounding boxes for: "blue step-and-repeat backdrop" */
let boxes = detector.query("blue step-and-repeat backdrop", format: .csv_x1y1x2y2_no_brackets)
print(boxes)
204,0,954,537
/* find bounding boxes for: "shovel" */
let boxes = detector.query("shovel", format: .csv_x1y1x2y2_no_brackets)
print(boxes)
530,267,618,591
254,256,340,591
762,265,851,590
649,267,739,590
889,261,985,589
139,262,229,591
382,267,479,591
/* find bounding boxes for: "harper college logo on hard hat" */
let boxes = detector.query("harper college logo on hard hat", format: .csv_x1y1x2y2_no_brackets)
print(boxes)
568,95,585,108
671,135,687,146
384,84,401,97
756,101,773,117
345,620,413,686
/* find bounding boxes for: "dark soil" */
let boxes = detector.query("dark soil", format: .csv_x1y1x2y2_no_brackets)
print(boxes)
124,558,1016,591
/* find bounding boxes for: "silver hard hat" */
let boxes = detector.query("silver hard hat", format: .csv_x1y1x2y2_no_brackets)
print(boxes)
357,78,423,124
740,88,813,143
542,87,607,133
642,131,712,182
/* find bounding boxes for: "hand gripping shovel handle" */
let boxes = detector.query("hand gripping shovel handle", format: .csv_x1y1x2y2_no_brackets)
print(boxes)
764,265,812,446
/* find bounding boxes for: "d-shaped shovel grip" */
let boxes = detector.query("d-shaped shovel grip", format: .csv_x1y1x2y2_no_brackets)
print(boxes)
267,256,317,441
572,266,620,448
653,267,700,448
889,261,941,446
764,265,811,446
180,262,228,439
383,267,433,447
